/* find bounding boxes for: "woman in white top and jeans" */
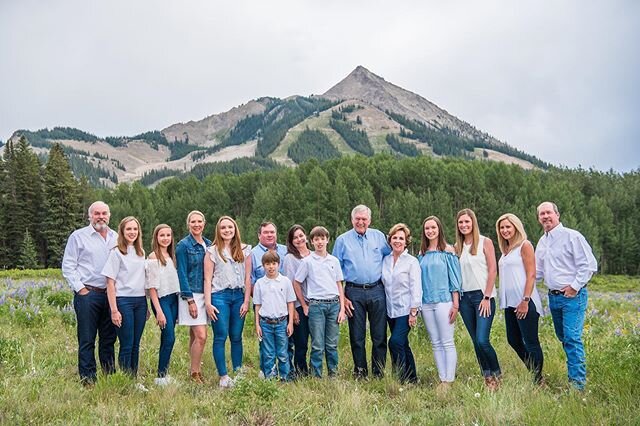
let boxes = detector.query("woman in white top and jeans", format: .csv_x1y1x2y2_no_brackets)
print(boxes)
203,216,252,388
146,224,180,385
455,208,501,390
381,223,422,384
496,213,544,383
102,216,148,377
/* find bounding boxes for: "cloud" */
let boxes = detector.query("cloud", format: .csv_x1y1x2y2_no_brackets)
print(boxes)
0,0,638,171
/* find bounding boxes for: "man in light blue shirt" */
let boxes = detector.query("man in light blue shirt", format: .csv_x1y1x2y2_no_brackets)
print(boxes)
62,201,118,385
536,201,597,390
333,205,391,378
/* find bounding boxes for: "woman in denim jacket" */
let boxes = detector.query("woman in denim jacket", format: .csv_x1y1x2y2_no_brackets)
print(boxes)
176,210,212,383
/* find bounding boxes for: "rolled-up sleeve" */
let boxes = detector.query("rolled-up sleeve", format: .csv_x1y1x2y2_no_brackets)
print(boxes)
409,257,422,309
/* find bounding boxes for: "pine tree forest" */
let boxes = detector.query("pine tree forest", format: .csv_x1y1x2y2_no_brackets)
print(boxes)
1,137,638,275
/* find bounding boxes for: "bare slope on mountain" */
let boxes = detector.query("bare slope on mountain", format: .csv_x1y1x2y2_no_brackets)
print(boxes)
161,99,268,146
322,66,501,145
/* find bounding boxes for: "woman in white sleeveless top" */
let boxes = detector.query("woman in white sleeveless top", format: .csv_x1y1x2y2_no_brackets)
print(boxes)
455,208,501,390
496,213,544,384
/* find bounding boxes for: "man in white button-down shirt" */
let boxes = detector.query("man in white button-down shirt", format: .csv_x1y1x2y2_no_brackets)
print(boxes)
62,201,118,385
535,201,597,390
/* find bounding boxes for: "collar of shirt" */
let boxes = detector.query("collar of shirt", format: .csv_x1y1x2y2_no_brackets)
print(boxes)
545,223,565,241
310,251,330,261
187,233,210,247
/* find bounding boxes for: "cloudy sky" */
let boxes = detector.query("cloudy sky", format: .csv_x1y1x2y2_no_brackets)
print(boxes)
1,0,638,171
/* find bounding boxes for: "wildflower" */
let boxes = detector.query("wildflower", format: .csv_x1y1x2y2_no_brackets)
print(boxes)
474,392,480,398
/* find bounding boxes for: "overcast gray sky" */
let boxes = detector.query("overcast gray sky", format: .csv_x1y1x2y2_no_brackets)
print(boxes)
1,0,638,171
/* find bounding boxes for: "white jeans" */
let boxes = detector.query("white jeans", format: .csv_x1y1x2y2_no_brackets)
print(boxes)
422,301,457,382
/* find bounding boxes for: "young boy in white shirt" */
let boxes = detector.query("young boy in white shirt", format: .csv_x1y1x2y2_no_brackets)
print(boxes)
294,226,346,377
254,250,296,380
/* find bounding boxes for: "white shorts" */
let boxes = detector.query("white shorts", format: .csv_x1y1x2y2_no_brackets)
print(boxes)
177,293,209,326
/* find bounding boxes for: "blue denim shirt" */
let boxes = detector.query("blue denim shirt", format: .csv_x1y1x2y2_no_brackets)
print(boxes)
418,250,462,304
332,228,391,284
176,234,212,299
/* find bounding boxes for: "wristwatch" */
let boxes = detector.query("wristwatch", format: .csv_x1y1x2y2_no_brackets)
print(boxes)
483,295,490,301
522,296,531,302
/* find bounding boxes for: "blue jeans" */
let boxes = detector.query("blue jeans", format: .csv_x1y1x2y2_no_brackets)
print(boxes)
504,300,543,383
345,283,387,377
150,292,179,377
115,296,147,376
387,315,417,383
459,290,501,377
73,289,116,383
549,288,588,389
291,305,310,377
308,300,340,377
211,288,245,376
260,318,290,379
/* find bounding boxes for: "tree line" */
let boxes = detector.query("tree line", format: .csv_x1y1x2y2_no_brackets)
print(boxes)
1,137,638,275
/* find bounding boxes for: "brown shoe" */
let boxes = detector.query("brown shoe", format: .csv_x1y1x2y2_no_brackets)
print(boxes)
191,372,204,384
484,376,499,392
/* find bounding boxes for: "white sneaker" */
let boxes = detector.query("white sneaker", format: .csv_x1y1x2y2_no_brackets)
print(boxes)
135,383,149,392
219,376,234,389
154,376,175,386
258,370,265,380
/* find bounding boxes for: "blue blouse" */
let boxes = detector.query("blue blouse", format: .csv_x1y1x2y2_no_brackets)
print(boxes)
418,250,462,304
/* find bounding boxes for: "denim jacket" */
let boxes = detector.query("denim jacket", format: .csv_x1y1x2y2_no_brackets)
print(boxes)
176,234,212,299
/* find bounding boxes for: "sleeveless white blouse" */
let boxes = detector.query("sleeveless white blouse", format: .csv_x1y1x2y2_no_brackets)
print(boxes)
459,236,497,297
498,243,543,315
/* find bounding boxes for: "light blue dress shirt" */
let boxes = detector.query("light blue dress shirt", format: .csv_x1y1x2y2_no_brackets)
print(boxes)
418,250,462,304
62,225,118,293
332,228,391,284
250,243,288,285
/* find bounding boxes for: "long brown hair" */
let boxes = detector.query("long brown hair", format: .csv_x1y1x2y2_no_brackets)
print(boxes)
213,216,245,263
286,224,309,259
420,216,447,254
151,224,176,266
454,208,480,256
117,216,144,257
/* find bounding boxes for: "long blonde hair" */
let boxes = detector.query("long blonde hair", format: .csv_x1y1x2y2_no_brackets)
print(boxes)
454,208,480,256
495,213,527,254
151,224,176,266
117,216,144,257
213,216,245,263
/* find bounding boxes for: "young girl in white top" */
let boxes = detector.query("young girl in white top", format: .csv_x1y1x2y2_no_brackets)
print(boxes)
455,208,501,390
203,216,252,388
496,213,544,383
102,216,147,377
146,224,180,386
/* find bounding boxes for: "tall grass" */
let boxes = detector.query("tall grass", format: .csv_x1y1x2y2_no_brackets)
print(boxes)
0,274,638,425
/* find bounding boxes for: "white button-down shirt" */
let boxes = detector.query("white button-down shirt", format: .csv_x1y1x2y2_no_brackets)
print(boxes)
62,225,118,293
381,250,422,318
536,223,598,291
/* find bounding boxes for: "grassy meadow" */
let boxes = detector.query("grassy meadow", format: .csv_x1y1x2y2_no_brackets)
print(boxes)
0,271,638,425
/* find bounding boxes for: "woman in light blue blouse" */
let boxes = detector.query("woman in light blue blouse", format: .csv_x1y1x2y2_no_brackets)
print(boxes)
418,216,462,390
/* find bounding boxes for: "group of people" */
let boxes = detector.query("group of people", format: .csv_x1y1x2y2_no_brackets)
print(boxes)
62,200,596,392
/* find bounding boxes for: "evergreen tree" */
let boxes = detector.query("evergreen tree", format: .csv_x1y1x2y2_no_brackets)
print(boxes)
43,143,81,267
18,229,40,269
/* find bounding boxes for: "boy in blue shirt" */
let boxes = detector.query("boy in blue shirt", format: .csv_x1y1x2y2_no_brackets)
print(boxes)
294,226,346,377
254,250,296,380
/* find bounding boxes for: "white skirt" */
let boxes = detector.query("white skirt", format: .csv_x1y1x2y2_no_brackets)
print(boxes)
178,293,209,326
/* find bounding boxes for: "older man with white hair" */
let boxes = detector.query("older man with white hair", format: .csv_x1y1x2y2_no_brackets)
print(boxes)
62,201,118,386
333,205,391,378
536,201,597,390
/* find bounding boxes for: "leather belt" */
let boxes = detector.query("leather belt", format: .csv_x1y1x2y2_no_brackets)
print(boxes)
346,280,381,289
260,315,288,324
309,297,339,304
84,284,106,293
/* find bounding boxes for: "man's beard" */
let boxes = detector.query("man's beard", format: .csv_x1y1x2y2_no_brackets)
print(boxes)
92,221,109,232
